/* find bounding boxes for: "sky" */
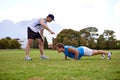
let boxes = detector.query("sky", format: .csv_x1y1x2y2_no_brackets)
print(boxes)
0,0,120,40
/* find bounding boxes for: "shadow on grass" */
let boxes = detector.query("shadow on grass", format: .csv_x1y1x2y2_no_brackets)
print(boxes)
23,57,110,62
81,58,104,60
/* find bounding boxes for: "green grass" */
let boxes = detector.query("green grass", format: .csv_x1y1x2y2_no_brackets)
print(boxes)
0,49,120,80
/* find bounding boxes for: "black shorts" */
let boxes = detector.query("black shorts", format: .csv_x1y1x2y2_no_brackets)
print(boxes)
27,27,42,40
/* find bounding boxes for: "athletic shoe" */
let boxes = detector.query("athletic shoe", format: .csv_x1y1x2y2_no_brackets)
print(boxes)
41,55,49,59
25,56,32,60
101,54,105,60
107,52,112,60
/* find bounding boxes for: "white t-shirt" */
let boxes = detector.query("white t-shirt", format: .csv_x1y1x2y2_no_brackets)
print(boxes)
28,18,47,33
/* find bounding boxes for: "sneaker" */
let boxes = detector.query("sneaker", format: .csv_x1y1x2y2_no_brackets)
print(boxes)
41,55,49,59
101,54,105,60
25,56,32,60
107,52,112,60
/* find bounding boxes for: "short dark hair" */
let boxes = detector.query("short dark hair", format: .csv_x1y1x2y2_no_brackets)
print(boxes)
55,43,64,48
47,14,54,20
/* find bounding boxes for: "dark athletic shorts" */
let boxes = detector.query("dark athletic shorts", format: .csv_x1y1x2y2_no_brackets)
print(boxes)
27,27,42,40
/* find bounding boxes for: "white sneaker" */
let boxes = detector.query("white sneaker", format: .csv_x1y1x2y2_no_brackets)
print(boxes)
101,54,105,60
41,55,49,59
25,56,32,60
107,52,112,60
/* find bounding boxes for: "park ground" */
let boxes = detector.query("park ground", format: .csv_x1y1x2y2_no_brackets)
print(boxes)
0,49,120,80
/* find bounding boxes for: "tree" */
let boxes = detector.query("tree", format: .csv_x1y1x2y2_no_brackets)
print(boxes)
31,39,38,48
89,38,97,49
71,39,79,47
53,28,120,49
44,37,48,49
6,36,11,40
103,30,115,38
97,35,107,49
103,30,116,49
63,37,70,45
54,29,80,47
0,37,21,49
80,27,98,47
0,38,10,49
30,37,48,49
0,40,6,49
80,28,90,40
9,39,21,49
116,40,120,49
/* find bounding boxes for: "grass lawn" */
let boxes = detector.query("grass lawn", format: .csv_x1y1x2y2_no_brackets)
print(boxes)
0,49,120,80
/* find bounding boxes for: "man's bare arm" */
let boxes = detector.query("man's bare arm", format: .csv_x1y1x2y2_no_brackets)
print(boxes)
40,19,54,34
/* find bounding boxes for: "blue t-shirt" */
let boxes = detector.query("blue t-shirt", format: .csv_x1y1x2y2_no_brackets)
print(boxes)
64,46,84,60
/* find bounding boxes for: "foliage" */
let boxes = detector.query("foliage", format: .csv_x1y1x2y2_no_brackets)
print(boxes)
31,39,39,49
44,37,48,49
97,35,107,49
0,37,21,49
53,27,120,49
31,37,48,49
54,29,80,47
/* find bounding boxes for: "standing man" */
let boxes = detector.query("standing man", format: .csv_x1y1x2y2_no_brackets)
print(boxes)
25,14,55,60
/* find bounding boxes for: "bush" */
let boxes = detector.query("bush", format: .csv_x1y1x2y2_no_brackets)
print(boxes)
0,37,21,49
